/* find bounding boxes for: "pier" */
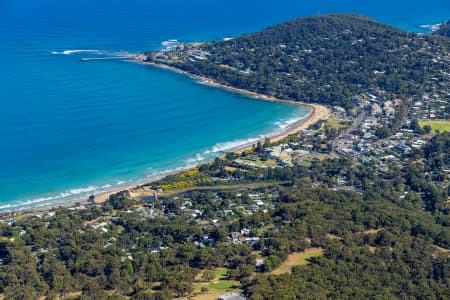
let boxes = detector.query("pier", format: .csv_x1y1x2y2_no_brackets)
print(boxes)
80,56,132,62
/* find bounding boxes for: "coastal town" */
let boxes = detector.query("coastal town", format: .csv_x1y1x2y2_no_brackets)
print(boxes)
142,31,450,169
1,61,448,298
0,15,449,300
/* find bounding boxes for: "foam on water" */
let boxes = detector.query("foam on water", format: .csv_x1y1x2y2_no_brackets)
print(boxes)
211,136,263,153
275,117,301,130
1,182,131,212
1,0,448,213
185,153,206,164
419,22,446,32
0,104,310,213
51,49,107,55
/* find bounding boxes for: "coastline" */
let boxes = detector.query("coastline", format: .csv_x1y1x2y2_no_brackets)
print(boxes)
77,62,329,207
0,61,329,216
92,105,328,206
139,61,329,151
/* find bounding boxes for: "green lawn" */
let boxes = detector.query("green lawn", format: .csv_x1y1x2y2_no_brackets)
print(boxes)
190,268,241,300
269,248,324,275
213,268,228,279
324,117,351,129
205,281,237,290
241,158,277,168
420,120,450,132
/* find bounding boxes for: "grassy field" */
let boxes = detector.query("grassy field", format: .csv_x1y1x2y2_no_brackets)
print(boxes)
213,268,228,279
420,120,450,132
188,268,241,300
240,158,277,168
204,281,237,290
269,248,323,275
188,289,240,300
324,117,351,129
158,182,285,198
361,228,382,235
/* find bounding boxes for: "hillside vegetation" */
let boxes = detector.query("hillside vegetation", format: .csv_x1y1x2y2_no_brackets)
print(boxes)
0,131,448,299
158,14,449,109
0,14,449,300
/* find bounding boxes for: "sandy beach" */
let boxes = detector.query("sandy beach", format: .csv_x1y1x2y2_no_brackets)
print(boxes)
1,61,329,215
89,61,329,205
141,62,329,151
227,103,328,153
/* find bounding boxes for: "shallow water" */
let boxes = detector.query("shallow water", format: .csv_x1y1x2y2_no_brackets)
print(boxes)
0,0,448,211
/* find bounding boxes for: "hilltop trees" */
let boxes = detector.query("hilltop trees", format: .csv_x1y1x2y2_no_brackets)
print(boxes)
168,15,449,109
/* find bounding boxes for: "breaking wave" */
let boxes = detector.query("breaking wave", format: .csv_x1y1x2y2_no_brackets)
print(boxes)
0,181,132,213
275,116,301,130
185,153,206,163
51,49,107,55
419,22,444,32
211,136,262,153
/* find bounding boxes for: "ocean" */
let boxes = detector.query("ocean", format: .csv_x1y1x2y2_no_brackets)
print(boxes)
0,0,449,211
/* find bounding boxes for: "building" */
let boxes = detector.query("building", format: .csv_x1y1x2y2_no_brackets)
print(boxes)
218,292,246,300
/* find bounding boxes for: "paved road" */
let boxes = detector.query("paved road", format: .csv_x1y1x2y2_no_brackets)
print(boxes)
331,111,367,153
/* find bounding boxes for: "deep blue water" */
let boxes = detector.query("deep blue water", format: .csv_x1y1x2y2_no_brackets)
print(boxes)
0,1,449,211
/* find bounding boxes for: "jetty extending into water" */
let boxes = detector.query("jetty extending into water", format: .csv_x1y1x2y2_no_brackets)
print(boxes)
80,56,132,61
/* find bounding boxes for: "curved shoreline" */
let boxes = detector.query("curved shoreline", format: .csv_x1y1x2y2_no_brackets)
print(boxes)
92,61,329,205
0,62,329,215
139,61,329,150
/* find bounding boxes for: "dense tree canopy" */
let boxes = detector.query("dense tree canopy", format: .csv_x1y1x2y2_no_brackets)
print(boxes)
0,134,448,299
158,14,449,109
1,14,449,299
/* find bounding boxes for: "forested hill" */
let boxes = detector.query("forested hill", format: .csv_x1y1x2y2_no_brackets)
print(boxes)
433,20,450,37
154,14,450,109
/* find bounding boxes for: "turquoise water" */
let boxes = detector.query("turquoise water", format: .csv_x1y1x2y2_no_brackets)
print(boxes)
0,1,449,211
